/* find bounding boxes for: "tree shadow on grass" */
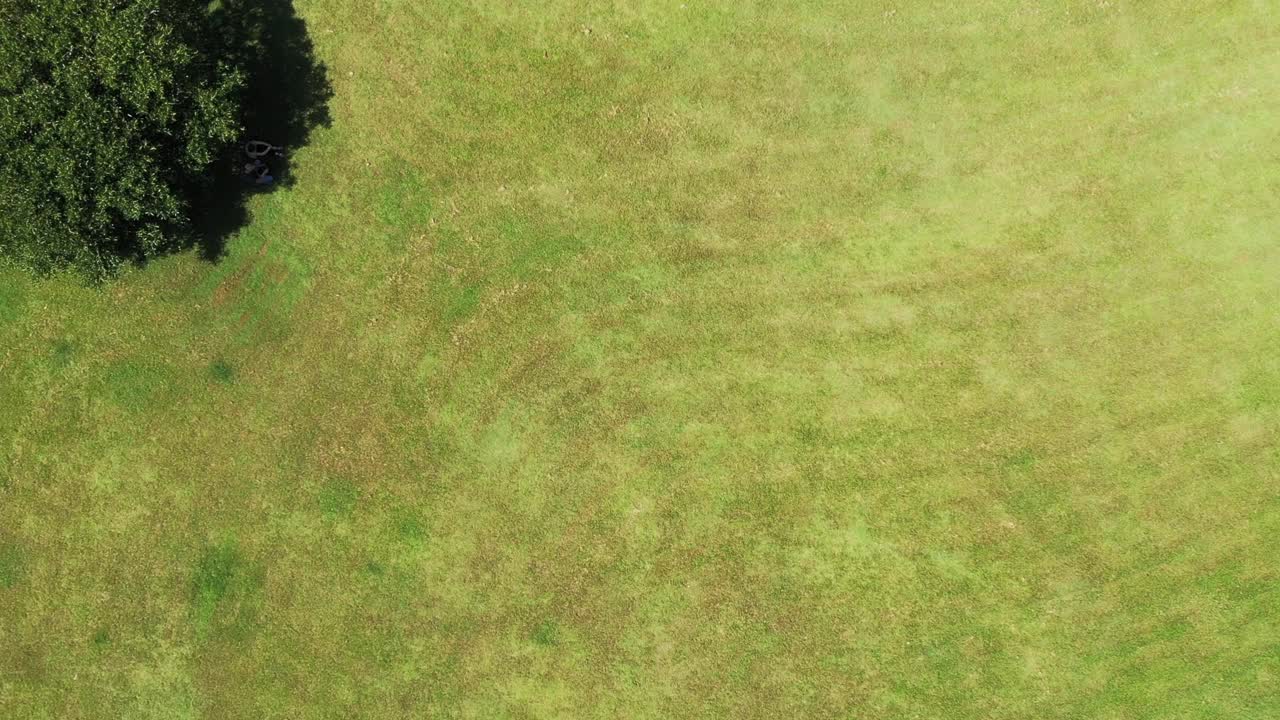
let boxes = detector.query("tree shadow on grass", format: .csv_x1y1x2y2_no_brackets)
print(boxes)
192,0,334,261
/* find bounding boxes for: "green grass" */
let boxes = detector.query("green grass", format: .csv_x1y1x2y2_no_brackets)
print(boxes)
0,541,24,589
208,359,235,383
3,1,1280,717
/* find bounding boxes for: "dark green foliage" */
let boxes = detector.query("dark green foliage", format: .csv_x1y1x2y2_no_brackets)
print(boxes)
531,620,559,647
192,542,238,613
51,339,75,368
191,539,263,639
0,0,244,278
209,358,235,383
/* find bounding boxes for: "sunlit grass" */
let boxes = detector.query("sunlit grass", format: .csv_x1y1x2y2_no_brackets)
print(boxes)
2,1,1279,717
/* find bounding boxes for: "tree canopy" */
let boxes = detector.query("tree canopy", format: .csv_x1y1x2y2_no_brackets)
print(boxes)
0,0,244,278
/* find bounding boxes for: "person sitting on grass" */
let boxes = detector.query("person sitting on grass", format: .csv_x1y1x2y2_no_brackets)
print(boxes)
243,158,274,185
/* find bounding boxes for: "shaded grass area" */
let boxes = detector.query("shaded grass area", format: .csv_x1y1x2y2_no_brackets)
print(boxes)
191,0,333,260
2,1,1280,718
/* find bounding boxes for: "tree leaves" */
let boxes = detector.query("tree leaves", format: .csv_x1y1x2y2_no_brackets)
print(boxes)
0,0,244,278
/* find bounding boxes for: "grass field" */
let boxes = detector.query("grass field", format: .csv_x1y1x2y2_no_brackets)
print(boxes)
3,1,1280,717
